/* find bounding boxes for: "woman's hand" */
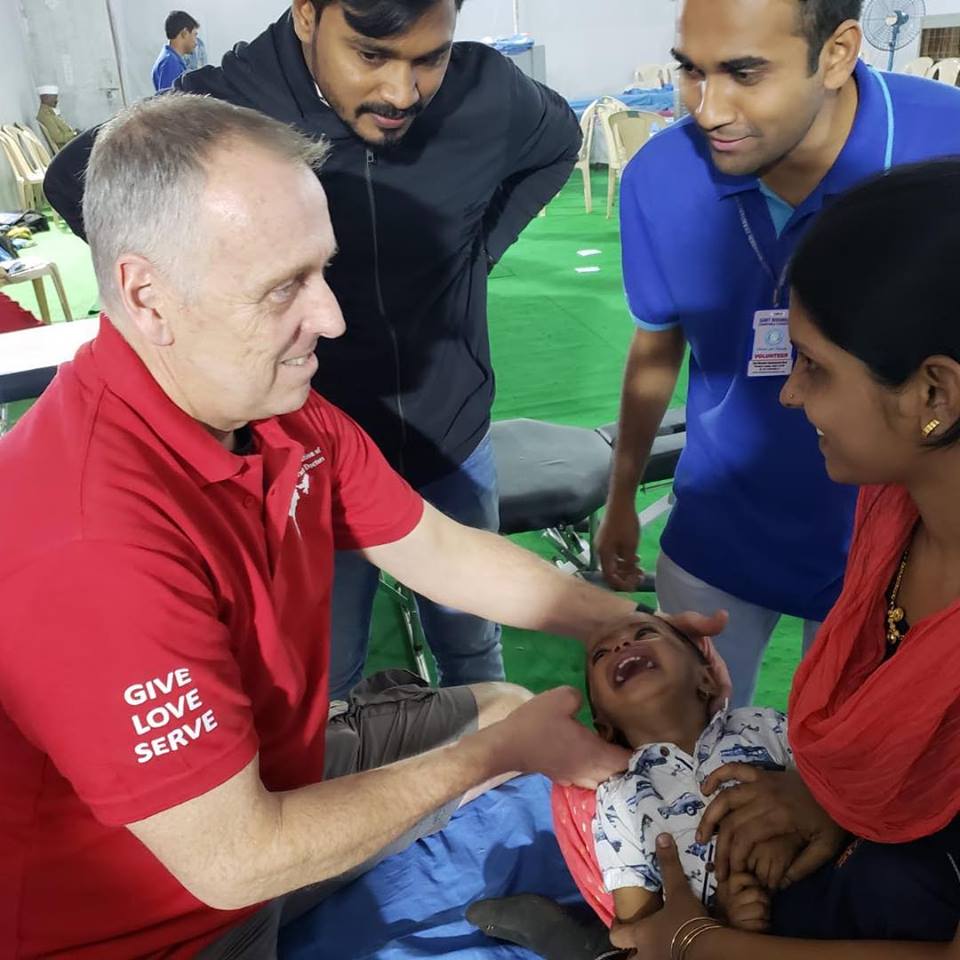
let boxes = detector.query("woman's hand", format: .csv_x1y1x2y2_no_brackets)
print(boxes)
608,834,711,953
696,764,847,886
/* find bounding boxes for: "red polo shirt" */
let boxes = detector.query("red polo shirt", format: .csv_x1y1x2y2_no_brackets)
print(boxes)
0,317,423,958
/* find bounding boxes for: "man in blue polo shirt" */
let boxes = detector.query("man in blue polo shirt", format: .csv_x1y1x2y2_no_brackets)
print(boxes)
597,0,960,706
152,10,200,92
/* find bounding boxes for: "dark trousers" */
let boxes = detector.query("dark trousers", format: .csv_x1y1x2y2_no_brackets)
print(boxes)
772,817,960,942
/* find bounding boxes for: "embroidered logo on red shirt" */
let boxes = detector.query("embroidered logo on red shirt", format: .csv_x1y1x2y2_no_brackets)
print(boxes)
289,446,327,532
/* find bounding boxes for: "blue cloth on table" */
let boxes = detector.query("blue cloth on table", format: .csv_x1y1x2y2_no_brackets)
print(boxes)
568,89,675,118
488,36,535,54
279,775,582,959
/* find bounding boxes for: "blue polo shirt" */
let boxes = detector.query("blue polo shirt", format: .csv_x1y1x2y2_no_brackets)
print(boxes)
152,44,187,92
621,62,960,620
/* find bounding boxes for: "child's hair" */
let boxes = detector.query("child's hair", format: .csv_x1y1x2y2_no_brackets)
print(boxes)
586,618,709,750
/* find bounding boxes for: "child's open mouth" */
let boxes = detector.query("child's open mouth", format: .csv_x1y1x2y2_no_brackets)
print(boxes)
610,643,660,687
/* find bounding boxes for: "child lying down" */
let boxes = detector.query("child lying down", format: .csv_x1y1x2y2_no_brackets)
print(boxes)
469,614,960,957
467,613,798,957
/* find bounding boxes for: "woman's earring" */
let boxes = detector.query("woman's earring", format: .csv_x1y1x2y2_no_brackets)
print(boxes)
922,418,942,439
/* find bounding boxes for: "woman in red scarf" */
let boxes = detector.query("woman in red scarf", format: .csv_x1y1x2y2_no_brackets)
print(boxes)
605,160,960,958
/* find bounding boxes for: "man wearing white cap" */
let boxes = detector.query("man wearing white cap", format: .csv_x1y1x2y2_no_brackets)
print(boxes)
36,86,77,152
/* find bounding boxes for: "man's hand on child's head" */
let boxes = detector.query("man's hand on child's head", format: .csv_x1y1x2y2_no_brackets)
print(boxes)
715,872,771,932
659,608,729,642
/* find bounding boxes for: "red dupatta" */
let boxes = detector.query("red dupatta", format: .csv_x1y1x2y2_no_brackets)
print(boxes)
789,484,960,843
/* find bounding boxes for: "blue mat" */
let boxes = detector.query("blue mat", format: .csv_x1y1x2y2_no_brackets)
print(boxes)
280,775,583,959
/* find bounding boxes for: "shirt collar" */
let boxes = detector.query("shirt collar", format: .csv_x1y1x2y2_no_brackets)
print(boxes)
694,700,731,763
165,43,186,65
90,314,255,486
625,699,732,768
818,61,890,200
711,60,887,203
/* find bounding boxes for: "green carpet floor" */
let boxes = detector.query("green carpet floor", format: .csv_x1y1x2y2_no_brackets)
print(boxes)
3,169,803,713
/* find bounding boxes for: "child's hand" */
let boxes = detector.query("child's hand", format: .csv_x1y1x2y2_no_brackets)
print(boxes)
748,833,806,890
715,872,770,932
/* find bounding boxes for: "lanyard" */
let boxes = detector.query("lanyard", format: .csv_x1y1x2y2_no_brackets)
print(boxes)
734,68,896,310
735,196,791,308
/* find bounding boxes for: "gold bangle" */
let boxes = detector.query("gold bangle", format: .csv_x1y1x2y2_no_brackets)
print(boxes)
677,920,723,959
669,918,711,959
670,918,716,960
678,921,724,960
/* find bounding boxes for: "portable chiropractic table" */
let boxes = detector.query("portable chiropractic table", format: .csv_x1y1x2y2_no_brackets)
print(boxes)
394,409,688,679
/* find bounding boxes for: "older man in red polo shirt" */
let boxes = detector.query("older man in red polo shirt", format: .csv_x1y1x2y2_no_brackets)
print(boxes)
0,95,650,959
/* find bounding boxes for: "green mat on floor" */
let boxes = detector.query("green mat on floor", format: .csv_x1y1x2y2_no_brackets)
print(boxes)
4,169,803,712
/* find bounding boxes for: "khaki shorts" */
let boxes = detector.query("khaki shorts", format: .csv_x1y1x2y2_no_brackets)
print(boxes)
195,669,478,960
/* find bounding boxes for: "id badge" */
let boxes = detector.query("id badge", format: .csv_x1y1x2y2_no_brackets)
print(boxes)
748,309,793,378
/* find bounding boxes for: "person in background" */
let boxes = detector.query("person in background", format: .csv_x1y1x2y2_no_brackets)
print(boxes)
36,85,77,151
153,9,200,92
596,0,960,707
45,0,582,703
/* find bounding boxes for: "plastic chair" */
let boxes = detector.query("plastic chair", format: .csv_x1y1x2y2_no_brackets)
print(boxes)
0,258,71,324
929,59,960,86
575,96,627,214
605,110,668,218
0,132,43,212
902,56,933,77
10,124,52,172
592,98,631,219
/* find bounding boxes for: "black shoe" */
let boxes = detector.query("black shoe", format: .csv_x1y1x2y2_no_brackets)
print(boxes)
466,894,626,960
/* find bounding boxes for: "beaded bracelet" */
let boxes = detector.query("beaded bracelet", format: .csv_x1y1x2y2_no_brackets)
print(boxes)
676,920,724,960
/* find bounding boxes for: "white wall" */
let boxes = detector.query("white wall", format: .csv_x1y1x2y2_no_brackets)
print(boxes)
17,0,124,131
459,0,960,96
104,0,677,106
0,0,38,209
457,0,679,99
109,0,288,105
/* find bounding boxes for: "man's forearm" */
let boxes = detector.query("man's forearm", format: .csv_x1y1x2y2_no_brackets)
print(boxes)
367,503,636,643
139,729,504,911
608,328,685,503
691,928,957,960
246,733,499,905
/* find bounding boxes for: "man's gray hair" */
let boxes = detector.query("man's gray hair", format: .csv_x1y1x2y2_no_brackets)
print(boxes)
83,93,330,306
